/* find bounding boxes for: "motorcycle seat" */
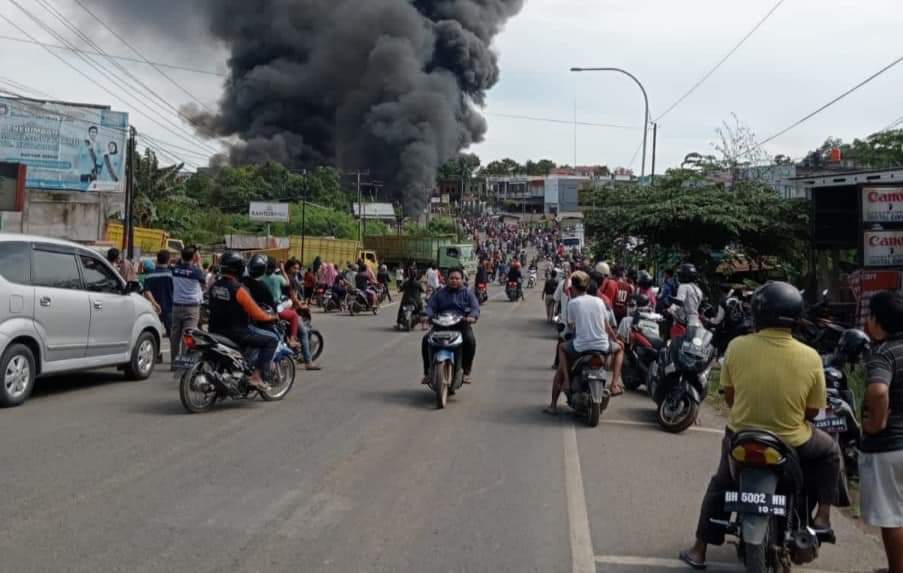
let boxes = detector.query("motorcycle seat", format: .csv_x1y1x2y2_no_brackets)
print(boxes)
208,333,241,350
648,336,666,350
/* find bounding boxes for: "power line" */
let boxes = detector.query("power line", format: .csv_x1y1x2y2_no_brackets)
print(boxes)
69,0,214,113
757,54,903,147
0,33,226,77
487,112,640,130
654,0,786,123
1,5,219,154
140,133,212,161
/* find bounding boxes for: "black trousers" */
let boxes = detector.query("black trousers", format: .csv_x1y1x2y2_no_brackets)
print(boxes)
695,427,842,545
422,323,476,376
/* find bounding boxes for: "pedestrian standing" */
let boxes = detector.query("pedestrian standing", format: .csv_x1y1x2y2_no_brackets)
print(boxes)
170,246,206,366
143,250,174,336
863,290,903,573
303,267,316,304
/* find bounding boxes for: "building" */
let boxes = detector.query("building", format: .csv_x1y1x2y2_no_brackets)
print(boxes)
735,164,801,199
486,174,591,216
352,202,397,223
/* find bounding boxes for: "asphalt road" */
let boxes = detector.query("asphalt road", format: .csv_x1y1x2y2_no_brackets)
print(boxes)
0,285,885,573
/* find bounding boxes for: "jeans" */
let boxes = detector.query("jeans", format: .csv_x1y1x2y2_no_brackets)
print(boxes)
299,321,313,364
421,322,476,376
695,427,842,545
243,325,280,373
171,304,200,362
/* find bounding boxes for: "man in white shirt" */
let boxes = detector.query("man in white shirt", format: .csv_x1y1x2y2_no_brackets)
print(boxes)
425,265,440,292
545,270,611,414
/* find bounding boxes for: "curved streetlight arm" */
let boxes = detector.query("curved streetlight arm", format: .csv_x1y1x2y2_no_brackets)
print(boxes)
571,67,650,178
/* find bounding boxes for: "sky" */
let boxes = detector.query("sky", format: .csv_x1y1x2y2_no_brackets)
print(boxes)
0,0,901,174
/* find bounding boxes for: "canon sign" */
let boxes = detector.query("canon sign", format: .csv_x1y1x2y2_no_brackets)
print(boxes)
864,230,903,267
863,187,903,223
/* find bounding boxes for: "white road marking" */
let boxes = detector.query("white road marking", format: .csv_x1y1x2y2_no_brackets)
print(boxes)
563,422,596,573
600,418,725,435
595,554,838,573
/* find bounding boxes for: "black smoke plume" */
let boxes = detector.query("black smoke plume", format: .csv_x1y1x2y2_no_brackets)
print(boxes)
89,0,524,215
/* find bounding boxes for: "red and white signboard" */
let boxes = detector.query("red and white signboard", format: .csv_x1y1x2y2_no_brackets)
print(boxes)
864,230,903,267
863,187,903,223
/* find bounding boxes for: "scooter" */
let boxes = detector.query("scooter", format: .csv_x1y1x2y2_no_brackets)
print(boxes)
426,312,468,409
346,287,379,316
506,280,523,302
622,308,666,392
476,282,489,305
554,317,612,427
526,270,537,289
397,301,422,332
647,325,716,433
176,326,296,414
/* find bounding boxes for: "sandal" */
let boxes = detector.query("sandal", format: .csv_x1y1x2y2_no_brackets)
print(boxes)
678,550,707,570
543,407,560,416
610,386,624,397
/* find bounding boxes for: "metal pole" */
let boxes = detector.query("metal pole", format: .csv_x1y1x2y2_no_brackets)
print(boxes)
570,67,650,178
301,198,307,266
124,126,136,259
357,171,362,242
651,122,658,185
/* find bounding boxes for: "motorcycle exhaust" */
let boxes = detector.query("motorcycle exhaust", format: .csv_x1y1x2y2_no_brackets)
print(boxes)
790,529,819,565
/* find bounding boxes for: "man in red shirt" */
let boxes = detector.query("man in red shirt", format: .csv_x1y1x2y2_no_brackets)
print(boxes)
599,265,634,322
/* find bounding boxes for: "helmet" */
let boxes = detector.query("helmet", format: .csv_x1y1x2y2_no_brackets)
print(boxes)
380,264,387,272
265,257,277,274
594,262,610,277
835,329,870,364
220,252,245,276
143,259,155,273
677,263,698,283
637,271,653,289
247,254,268,279
751,281,803,330
633,293,651,308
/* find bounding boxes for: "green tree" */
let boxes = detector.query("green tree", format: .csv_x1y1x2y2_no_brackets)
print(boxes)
132,149,185,226
850,129,903,168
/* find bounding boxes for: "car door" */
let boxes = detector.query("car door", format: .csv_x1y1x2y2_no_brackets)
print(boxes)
31,246,90,363
77,252,134,359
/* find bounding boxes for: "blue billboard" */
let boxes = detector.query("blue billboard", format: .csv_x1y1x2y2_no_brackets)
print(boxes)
0,97,128,192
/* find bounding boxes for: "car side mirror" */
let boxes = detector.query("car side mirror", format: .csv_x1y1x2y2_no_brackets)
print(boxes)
125,280,142,294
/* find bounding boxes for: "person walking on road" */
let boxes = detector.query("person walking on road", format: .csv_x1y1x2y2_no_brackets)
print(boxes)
862,290,903,573
143,250,173,336
170,246,206,366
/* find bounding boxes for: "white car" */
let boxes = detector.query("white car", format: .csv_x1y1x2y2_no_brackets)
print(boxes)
0,234,164,407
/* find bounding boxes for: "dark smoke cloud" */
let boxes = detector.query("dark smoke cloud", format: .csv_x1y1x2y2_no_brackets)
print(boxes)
86,0,523,215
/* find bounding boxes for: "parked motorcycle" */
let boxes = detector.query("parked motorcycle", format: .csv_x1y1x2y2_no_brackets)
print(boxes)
715,429,836,572
346,287,379,316
647,326,716,433
703,288,754,358
476,282,489,305
506,280,523,302
622,308,666,391
176,327,296,414
795,290,848,355
526,270,537,289
426,312,468,409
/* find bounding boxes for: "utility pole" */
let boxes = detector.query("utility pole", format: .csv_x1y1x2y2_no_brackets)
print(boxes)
651,122,658,185
124,126,137,259
357,170,363,242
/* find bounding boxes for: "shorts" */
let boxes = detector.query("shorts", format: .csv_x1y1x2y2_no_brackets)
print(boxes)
563,340,609,359
860,449,903,528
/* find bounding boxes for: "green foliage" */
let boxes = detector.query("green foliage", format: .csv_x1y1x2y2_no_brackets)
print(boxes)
586,170,810,290
438,153,481,182
525,159,557,175
480,158,523,176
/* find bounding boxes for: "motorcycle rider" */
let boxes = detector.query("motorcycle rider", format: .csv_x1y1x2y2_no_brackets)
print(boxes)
507,261,523,298
636,271,657,309
679,281,842,570
243,255,303,352
543,268,560,323
208,252,278,390
377,264,392,303
600,264,634,322
670,263,704,338
544,271,612,415
398,271,426,326
355,262,379,309
421,268,480,385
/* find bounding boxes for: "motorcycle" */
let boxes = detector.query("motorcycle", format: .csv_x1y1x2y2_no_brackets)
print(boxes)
816,334,866,483
715,429,836,572
176,326,296,414
622,308,667,392
795,290,847,355
346,287,379,316
703,288,754,358
526,270,537,289
476,282,489,305
397,301,422,332
506,280,523,302
554,318,612,427
313,285,329,308
322,288,343,313
426,312,468,409
647,325,716,433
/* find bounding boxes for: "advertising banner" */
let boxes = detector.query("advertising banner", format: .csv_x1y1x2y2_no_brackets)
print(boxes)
864,230,903,267
0,97,128,192
249,201,290,223
862,186,903,223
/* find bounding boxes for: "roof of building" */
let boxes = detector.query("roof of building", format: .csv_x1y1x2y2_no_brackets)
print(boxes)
352,202,396,218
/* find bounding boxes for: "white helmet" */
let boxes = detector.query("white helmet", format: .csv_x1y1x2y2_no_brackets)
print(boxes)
595,262,611,277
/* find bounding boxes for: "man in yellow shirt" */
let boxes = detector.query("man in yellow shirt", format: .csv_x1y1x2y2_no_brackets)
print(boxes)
679,282,842,570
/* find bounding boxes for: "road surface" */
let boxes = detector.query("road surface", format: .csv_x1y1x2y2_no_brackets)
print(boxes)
0,285,885,572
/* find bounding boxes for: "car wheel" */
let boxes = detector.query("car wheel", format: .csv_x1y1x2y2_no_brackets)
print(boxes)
125,332,157,380
0,343,36,407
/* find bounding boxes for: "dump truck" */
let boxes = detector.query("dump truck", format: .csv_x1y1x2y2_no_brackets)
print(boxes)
364,236,456,267
288,236,377,272
104,221,184,256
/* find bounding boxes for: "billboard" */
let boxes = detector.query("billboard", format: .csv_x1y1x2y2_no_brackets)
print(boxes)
249,201,290,223
862,186,903,223
864,230,903,267
0,97,128,192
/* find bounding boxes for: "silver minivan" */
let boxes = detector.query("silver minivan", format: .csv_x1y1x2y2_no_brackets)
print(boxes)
0,234,164,407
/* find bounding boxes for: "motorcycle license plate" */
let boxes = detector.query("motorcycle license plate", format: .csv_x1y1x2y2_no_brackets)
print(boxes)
813,413,847,433
173,355,199,375
724,491,787,516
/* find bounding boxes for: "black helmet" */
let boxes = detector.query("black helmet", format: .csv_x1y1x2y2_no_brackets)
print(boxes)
677,263,698,283
220,252,245,276
751,281,803,330
835,329,870,364
637,271,654,289
265,256,277,275
247,254,268,279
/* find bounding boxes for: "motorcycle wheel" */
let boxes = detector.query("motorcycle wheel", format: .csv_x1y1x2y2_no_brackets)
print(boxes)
260,359,295,401
585,402,601,427
309,330,324,362
179,362,218,414
434,362,452,409
656,394,699,433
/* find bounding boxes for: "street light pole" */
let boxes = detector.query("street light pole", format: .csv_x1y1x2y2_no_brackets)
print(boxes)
570,67,650,179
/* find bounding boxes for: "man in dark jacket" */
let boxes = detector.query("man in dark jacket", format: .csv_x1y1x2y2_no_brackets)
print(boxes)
421,269,480,385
